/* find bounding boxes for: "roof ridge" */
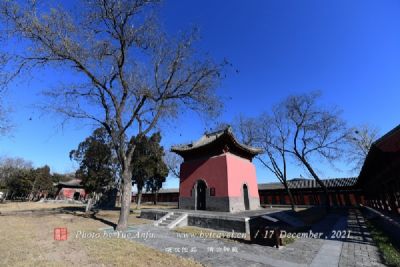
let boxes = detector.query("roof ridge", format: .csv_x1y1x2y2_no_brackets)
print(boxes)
171,126,262,156
204,126,231,137
374,123,400,146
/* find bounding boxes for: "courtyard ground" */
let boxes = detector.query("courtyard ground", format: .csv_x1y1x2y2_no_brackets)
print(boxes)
0,202,396,267
0,202,201,267
111,208,387,267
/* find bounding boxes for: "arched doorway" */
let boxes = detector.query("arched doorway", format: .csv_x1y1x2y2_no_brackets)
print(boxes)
243,184,250,210
73,192,80,201
196,180,207,210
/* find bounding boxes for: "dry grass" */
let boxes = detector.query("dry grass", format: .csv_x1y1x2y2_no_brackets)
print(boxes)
0,201,177,213
0,201,83,212
0,202,202,267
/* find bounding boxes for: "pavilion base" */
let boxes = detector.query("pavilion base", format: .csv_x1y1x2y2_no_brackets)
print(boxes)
179,196,260,212
140,209,252,234
140,207,290,236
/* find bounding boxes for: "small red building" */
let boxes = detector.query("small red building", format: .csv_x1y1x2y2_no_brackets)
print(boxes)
55,179,87,200
172,127,262,212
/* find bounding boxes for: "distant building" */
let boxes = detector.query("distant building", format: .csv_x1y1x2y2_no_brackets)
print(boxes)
258,177,362,206
55,179,87,200
172,127,262,212
133,178,362,207
132,188,179,203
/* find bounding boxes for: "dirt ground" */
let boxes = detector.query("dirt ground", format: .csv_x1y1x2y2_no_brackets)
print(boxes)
0,202,177,213
0,202,202,267
0,201,83,212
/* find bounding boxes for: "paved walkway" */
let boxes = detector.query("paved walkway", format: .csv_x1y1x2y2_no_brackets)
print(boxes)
107,208,386,267
310,215,346,267
339,209,386,267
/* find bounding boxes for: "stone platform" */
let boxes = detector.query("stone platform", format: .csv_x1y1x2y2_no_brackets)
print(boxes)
127,208,386,267
140,207,290,235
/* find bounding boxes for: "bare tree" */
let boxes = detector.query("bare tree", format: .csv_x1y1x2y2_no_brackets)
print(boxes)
0,156,33,197
163,150,182,178
0,104,11,136
1,0,225,230
0,53,14,135
236,113,296,211
236,115,260,146
0,156,33,170
0,53,7,90
282,92,350,207
347,124,379,172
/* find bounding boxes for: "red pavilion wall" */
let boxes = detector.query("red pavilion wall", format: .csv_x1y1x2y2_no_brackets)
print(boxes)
179,155,228,197
179,153,259,199
226,153,259,198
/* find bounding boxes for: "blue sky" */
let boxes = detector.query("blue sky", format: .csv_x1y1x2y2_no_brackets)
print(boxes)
1,0,399,188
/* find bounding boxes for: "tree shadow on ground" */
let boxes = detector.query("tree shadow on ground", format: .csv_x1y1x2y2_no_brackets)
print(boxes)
58,206,117,229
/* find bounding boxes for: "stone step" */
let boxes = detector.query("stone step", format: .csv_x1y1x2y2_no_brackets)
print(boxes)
156,212,188,228
155,212,186,227
167,218,178,221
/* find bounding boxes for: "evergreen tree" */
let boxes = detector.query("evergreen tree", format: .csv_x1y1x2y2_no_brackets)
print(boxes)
29,165,53,201
131,132,168,208
70,128,116,211
6,169,32,200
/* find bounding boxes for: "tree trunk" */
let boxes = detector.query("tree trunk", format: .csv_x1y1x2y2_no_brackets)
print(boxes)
29,178,37,202
284,182,296,211
136,188,143,209
154,191,158,205
116,169,132,231
85,197,93,213
299,156,330,208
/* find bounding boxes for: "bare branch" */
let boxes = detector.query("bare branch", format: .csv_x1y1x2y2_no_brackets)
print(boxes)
0,0,225,230
346,124,379,172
